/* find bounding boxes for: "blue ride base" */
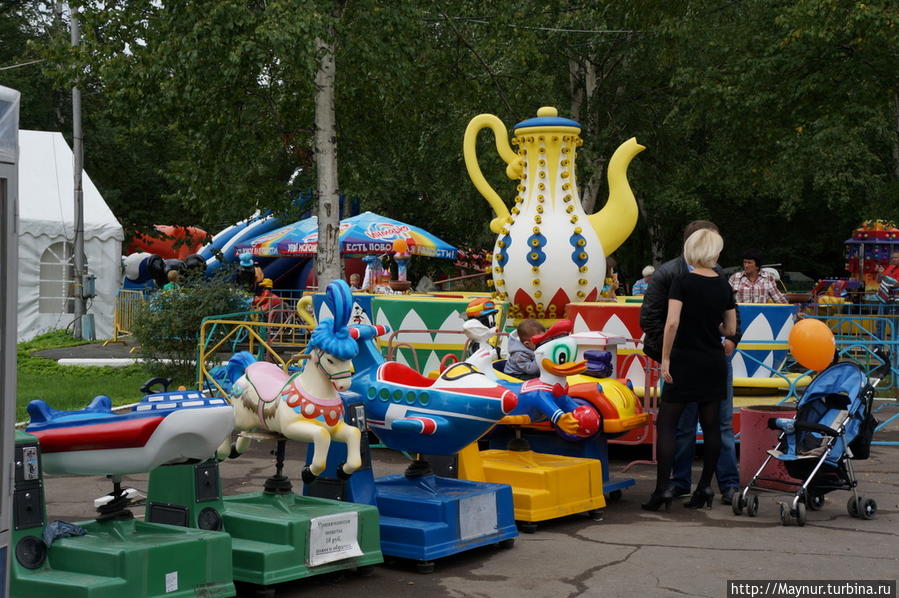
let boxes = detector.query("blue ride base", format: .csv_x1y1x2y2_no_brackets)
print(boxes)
371,473,517,563
304,403,518,569
486,427,635,499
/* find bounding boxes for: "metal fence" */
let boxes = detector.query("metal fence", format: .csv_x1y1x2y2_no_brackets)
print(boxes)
196,311,313,396
103,289,147,347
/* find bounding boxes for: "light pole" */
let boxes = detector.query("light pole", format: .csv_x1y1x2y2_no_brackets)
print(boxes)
70,6,86,339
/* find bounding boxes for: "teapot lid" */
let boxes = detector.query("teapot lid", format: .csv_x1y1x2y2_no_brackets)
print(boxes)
514,106,581,131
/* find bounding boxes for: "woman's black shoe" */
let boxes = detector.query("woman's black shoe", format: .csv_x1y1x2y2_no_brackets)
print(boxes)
641,487,674,512
684,486,714,509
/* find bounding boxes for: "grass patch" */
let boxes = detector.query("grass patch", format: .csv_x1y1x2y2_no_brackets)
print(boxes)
16,331,185,422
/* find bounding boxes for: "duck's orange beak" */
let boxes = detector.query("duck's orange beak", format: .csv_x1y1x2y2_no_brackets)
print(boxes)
542,359,586,377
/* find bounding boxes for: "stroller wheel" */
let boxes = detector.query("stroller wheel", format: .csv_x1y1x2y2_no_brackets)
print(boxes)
847,496,861,518
795,502,807,527
860,498,877,520
731,493,745,516
805,493,825,511
779,503,791,526
746,494,759,518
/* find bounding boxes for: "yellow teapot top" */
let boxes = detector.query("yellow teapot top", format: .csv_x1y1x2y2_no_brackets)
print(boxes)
512,106,581,134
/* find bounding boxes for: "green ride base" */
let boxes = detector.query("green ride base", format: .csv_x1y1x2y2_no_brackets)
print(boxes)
222,492,382,585
12,518,234,598
146,459,382,587
10,432,234,598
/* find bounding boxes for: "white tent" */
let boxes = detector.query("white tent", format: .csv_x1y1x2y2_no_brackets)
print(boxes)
17,130,123,341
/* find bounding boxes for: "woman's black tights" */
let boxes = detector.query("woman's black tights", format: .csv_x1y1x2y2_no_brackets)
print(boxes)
654,400,721,493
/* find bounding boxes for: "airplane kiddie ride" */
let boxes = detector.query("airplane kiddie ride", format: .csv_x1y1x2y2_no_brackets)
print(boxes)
301,282,520,573
12,385,236,598
145,282,383,590
453,320,649,531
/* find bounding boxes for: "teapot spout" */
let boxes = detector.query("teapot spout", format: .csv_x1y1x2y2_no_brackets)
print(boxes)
589,137,645,256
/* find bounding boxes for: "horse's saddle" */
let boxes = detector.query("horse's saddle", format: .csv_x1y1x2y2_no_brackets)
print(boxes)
245,361,291,403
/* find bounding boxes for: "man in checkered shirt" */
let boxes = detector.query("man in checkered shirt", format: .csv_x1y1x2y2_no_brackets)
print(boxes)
728,251,788,303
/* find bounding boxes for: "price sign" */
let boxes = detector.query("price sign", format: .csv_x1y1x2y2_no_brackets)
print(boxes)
307,511,363,567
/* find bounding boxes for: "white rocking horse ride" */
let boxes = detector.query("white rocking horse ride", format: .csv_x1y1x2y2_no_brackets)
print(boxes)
216,280,363,484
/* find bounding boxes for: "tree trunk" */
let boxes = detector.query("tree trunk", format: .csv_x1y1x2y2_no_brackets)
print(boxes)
314,33,341,289
580,159,605,216
569,57,604,215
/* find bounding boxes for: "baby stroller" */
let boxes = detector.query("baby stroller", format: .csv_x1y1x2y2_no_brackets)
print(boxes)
732,360,881,526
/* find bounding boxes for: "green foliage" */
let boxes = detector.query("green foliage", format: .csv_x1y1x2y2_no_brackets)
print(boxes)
131,271,252,380
0,3,67,133
7,0,898,283
16,331,156,421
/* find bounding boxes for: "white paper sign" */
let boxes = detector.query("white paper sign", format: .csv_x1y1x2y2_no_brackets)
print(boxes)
165,571,178,593
459,491,498,541
307,511,363,567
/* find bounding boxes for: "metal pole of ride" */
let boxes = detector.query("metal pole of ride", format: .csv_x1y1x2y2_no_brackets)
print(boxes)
0,85,22,598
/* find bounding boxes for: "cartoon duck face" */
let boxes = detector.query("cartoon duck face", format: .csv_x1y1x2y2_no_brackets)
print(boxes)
534,337,586,378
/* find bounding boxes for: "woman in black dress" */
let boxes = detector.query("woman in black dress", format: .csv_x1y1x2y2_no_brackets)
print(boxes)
643,229,737,510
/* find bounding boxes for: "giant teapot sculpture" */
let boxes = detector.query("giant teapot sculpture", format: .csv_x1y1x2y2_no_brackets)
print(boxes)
464,107,644,320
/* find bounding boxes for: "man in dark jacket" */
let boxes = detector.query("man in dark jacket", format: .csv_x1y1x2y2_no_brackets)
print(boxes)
640,220,742,504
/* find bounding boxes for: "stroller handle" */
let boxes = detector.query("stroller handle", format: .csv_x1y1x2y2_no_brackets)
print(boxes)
793,420,840,437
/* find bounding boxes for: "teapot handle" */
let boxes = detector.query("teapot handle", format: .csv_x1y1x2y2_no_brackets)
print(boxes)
463,114,523,234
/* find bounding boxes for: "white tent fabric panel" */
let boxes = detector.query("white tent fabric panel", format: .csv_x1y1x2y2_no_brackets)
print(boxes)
16,130,123,341
17,233,121,340
18,131,122,241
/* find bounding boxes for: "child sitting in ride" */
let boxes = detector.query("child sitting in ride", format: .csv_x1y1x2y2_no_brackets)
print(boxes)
504,319,546,380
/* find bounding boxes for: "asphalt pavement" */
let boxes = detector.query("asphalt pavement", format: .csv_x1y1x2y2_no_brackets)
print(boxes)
41,435,899,598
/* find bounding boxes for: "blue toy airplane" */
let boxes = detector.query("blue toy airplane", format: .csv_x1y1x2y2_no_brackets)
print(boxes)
348,324,518,455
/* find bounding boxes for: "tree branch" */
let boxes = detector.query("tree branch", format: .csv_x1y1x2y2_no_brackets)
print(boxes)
430,0,514,116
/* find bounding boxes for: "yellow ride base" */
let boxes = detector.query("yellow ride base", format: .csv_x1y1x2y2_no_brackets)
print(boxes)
457,444,605,523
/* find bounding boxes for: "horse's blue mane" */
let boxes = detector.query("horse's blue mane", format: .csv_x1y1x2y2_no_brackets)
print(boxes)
309,279,358,360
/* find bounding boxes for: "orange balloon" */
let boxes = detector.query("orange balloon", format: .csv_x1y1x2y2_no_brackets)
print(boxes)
788,318,836,371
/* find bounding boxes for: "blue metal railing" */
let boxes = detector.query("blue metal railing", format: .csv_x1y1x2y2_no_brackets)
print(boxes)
799,307,898,445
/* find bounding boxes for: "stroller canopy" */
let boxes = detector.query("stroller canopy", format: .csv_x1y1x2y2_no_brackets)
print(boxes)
798,362,866,410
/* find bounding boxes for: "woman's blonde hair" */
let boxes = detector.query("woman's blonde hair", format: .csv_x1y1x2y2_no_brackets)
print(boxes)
683,228,723,269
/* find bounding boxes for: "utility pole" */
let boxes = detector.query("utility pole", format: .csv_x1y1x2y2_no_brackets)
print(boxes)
70,6,86,338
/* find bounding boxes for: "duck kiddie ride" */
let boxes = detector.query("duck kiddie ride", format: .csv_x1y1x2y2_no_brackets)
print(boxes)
12,388,236,598
452,320,648,530
145,282,382,589
292,283,520,573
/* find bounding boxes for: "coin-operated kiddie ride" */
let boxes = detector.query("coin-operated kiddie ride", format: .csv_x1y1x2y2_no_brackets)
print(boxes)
452,320,648,530
12,388,236,598
301,282,520,573
145,282,383,588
